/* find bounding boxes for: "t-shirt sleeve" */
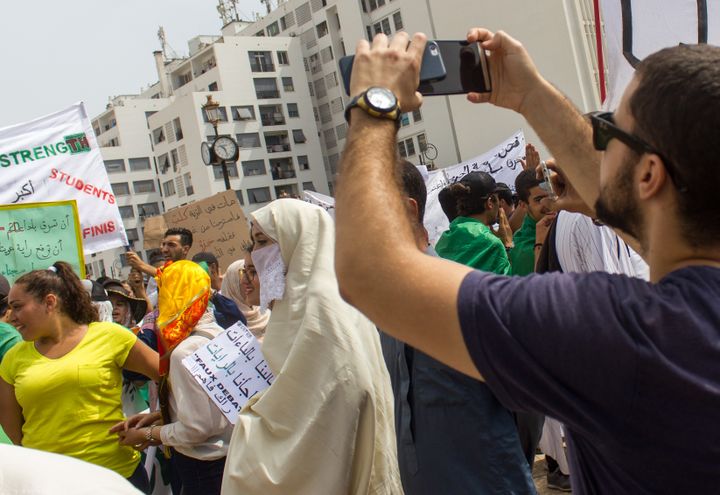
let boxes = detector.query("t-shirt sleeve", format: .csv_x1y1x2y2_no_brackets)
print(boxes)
0,343,22,385
457,269,644,436
99,323,139,368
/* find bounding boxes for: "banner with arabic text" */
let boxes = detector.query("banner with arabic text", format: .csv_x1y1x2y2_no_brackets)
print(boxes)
424,131,525,245
0,200,85,283
0,103,127,254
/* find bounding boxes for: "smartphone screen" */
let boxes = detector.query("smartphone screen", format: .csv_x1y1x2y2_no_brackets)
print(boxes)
418,41,491,96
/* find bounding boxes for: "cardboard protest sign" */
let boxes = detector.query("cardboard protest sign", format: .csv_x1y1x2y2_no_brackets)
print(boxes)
163,190,250,273
142,215,168,250
424,131,526,245
181,321,275,424
0,200,85,283
599,0,720,110
0,103,127,255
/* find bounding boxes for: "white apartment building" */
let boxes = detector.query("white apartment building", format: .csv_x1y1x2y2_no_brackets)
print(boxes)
89,27,329,278
243,0,603,175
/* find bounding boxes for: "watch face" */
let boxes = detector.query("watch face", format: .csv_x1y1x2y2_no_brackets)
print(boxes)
365,87,397,112
200,142,212,165
213,136,238,161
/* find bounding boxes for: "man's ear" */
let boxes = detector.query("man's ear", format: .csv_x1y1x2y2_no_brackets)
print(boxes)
637,153,670,200
405,197,420,222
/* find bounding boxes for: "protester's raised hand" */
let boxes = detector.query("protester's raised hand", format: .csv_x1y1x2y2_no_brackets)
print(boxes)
350,32,427,112
537,159,594,217
492,208,514,248
520,143,540,171
465,28,545,114
535,213,557,245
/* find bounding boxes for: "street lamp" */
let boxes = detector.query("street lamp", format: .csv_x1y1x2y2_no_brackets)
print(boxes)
201,95,238,191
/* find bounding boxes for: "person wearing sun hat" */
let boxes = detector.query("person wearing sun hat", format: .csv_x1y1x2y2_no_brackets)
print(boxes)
102,279,149,328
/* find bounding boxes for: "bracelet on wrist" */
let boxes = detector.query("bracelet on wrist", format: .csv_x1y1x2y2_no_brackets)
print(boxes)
534,243,544,249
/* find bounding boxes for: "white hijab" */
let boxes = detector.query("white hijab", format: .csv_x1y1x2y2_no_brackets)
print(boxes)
222,199,401,495
220,259,270,338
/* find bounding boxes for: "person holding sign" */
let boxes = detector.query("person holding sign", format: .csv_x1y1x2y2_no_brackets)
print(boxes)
112,260,232,495
0,262,159,493
221,199,401,494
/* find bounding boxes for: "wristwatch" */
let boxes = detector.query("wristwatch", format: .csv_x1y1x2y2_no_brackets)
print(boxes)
344,87,401,127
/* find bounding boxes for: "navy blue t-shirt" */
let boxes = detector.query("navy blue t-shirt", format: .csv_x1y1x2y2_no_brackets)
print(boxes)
457,266,720,494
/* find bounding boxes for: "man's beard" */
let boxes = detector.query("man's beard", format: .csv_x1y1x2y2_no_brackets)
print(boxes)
594,154,643,241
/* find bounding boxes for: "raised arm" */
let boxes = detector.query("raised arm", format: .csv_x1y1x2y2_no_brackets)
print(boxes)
335,32,478,379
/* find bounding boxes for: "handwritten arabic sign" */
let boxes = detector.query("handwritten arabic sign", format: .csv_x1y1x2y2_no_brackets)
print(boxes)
425,130,526,245
181,321,275,424
0,103,127,255
162,190,250,273
599,0,720,110
0,200,85,283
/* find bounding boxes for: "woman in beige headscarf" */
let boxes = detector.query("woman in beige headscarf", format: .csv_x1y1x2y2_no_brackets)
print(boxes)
222,199,401,494
220,258,270,339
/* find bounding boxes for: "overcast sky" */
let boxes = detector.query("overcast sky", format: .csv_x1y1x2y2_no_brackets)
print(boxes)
0,0,265,128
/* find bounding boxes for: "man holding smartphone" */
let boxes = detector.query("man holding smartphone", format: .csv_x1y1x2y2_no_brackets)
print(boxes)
334,29,720,494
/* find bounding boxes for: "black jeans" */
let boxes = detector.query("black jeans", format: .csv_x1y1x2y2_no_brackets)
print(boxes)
127,461,150,494
169,448,226,495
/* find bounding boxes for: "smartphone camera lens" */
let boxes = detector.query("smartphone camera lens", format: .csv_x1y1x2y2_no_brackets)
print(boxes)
429,45,438,56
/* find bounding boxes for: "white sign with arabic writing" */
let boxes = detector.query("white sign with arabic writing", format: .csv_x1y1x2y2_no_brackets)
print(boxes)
0,102,127,255
424,130,526,245
181,321,275,424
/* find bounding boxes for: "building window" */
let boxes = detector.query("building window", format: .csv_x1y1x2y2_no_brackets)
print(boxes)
129,157,151,171
282,77,295,92
231,105,255,121
249,51,275,72
253,78,280,99
292,129,307,143
320,46,334,64
242,159,266,176
267,21,280,37
236,132,261,148
184,173,194,196
152,127,165,144
208,82,219,91
302,181,316,191
275,183,299,198
133,180,156,194
298,155,310,170
118,205,134,219
163,180,176,196
104,159,125,174
248,187,272,204
172,118,183,141
170,149,179,172
259,104,285,126
138,203,160,217
398,137,416,157
400,113,411,127
316,21,328,38
287,103,300,118
412,108,422,123
202,106,228,122
126,228,139,242
277,50,289,65
264,131,291,153
393,11,403,31
111,182,130,196
417,133,428,153
270,158,296,180
158,153,170,173
213,163,239,180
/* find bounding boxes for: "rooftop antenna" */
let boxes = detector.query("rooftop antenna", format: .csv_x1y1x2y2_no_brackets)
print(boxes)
217,0,242,24
157,26,179,60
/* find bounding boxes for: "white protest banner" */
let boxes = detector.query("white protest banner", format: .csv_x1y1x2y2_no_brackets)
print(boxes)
181,321,275,424
303,190,335,218
0,103,127,254
599,0,720,110
424,131,525,245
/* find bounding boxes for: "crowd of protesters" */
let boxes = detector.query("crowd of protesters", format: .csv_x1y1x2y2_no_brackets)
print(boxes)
1,23,720,495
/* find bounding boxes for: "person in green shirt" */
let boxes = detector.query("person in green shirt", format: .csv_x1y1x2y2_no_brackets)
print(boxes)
510,169,555,276
436,171,513,274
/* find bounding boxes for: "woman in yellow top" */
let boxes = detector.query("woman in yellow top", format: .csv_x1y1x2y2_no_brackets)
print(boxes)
0,262,159,494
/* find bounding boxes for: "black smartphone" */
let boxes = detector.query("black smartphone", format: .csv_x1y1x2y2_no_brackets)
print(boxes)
339,41,446,96
418,40,491,96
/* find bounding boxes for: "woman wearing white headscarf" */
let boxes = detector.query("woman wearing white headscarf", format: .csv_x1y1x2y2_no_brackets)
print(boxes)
222,199,401,494
220,259,270,339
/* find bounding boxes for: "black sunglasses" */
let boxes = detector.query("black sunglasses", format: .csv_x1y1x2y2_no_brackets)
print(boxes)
588,111,687,193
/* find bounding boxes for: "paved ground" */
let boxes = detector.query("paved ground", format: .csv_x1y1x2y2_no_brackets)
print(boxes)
533,455,572,495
